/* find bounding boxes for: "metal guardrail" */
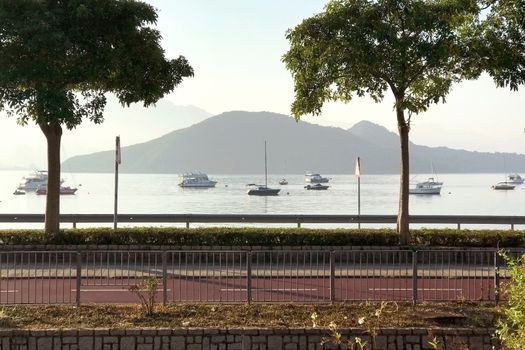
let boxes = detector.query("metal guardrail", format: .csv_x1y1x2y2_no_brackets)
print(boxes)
0,249,522,305
0,213,524,229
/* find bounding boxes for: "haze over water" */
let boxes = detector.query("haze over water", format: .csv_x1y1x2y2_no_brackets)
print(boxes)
0,170,523,229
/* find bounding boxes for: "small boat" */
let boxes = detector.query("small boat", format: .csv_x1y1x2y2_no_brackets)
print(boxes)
279,178,288,185
409,182,442,195
36,185,78,195
13,189,25,195
178,173,217,188
507,174,524,185
304,184,329,190
417,177,443,186
247,141,280,196
492,182,515,190
305,172,329,183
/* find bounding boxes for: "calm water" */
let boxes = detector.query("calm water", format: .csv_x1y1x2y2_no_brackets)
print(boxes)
0,170,523,228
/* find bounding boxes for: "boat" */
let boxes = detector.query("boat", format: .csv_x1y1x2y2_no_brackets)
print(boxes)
304,184,329,190
279,178,288,185
247,141,280,196
178,173,217,188
16,170,64,192
13,189,25,195
36,185,78,195
305,173,329,183
409,182,442,195
507,174,524,185
492,182,515,190
417,177,443,186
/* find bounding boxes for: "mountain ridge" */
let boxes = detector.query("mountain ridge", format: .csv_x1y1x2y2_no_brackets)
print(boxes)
62,111,525,174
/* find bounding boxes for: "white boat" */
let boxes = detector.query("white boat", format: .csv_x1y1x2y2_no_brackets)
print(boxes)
36,185,78,195
409,182,442,195
17,170,64,192
492,182,515,190
305,173,329,183
507,174,524,185
247,141,280,196
304,184,329,190
178,173,217,188
279,178,288,185
417,177,443,186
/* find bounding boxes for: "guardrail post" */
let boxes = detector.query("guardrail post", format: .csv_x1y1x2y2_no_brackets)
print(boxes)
330,251,335,302
511,223,515,231
494,250,500,304
457,223,461,230
76,251,82,306
247,251,252,304
297,222,301,228
186,222,190,229
162,251,168,306
412,251,418,306
73,221,77,229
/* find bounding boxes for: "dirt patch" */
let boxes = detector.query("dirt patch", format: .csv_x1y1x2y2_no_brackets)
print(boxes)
0,302,499,330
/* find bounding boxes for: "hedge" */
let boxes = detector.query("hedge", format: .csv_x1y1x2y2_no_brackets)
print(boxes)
0,227,523,247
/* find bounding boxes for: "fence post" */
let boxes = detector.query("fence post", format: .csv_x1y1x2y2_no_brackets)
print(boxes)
247,251,252,304
330,251,335,302
73,222,77,229
494,250,500,304
297,222,301,228
186,222,190,229
412,250,418,305
162,251,168,306
76,251,82,307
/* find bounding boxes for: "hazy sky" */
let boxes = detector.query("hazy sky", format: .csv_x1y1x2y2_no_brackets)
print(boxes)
1,0,524,169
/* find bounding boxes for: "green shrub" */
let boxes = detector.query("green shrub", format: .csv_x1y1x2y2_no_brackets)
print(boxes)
496,251,525,349
0,227,522,247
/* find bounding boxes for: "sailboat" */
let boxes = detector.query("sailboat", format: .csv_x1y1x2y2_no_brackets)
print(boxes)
247,141,280,196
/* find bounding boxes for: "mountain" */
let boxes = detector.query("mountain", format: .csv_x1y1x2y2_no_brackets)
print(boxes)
62,111,525,174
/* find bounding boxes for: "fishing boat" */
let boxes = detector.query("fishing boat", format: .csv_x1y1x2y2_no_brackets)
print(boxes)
247,141,280,196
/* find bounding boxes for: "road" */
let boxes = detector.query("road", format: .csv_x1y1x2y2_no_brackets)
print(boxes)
0,276,498,304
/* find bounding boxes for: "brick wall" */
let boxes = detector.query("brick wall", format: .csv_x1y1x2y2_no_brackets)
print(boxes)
0,327,498,350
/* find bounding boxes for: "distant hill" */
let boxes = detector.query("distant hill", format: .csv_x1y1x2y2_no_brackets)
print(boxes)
62,111,525,174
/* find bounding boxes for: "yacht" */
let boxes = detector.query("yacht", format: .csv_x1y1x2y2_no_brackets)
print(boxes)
178,173,217,188
36,185,78,195
409,182,442,195
17,170,52,192
507,174,524,185
304,184,329,190
492,182,515,190
305,173,329,183
417,177,443,186
279,178,288,185
247,141,280,196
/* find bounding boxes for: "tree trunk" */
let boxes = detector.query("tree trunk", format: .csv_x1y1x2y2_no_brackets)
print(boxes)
396,103,410,245
39,122,63,236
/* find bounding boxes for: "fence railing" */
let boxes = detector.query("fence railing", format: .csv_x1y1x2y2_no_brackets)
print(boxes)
0,213,524,229
0,249,522,305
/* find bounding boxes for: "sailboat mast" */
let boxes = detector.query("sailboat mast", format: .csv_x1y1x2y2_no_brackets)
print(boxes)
264,140,268,187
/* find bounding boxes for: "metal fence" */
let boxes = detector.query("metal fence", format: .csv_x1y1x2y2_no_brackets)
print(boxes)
0,249,522,305
0,213,524,229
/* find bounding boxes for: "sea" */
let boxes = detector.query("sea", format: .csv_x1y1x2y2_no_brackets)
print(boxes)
0,170,523,229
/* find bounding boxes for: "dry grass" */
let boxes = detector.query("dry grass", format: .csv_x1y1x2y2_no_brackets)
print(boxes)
0,302,499,330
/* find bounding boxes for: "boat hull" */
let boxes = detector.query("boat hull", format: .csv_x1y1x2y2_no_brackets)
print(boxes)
178,181,217,188
305,184,329,190
409,187,441,195
247,188,280,196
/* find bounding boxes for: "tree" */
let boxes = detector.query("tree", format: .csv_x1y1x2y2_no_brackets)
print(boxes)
482,0,525,89
0,0,193,234
283,0,479,244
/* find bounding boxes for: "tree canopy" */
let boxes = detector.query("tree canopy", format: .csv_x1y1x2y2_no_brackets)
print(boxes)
482,0,525,90
283,0,480,243
0,0,193,234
